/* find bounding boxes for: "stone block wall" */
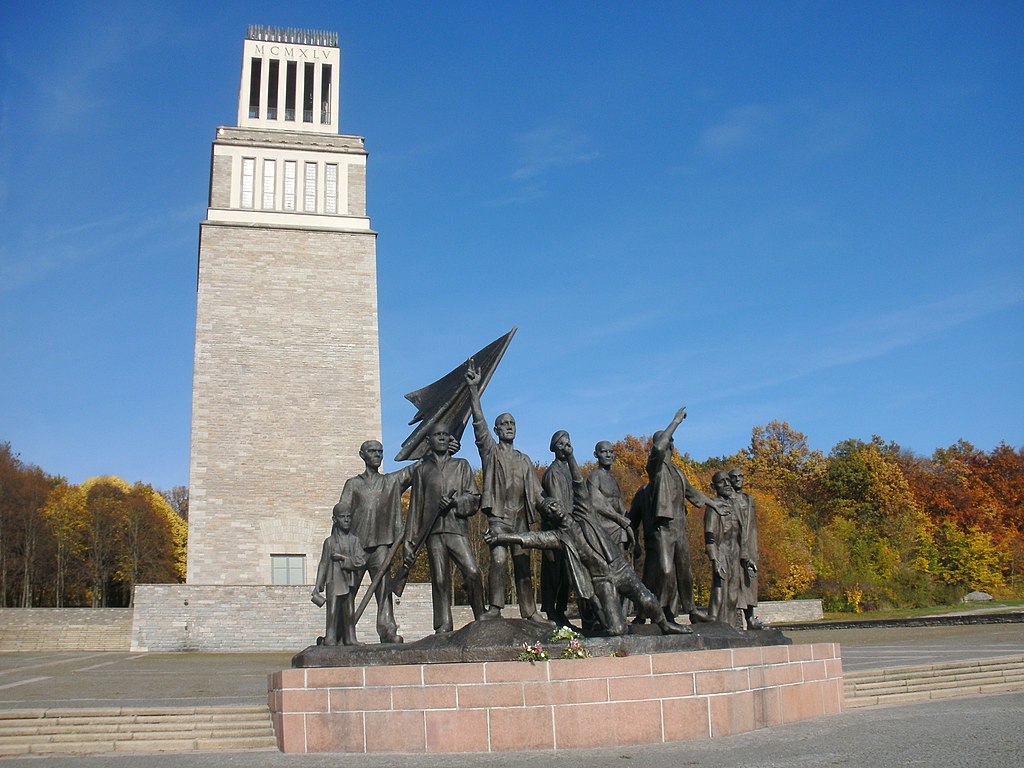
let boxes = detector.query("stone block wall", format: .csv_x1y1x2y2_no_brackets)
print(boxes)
131,585,824,653
268,642,844,753
188,221,380,586
131,583,448,651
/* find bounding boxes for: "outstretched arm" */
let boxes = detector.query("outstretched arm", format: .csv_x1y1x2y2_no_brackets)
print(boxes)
653,406,686,454
464,358,486,427
464,359,494,460
484,528,560,551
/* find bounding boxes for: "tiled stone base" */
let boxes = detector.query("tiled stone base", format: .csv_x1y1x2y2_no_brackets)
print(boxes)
268,643,844,752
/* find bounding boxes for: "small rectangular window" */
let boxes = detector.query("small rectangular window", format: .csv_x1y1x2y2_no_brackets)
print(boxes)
325,164,338,214
303,62,315,123
285,61,297,121
271,554,306,585
320,64,332,124
241,158,255,208
248,59,262,119
262,159,276,209
304,162,317,212
283,161,297,211
267,60,279,120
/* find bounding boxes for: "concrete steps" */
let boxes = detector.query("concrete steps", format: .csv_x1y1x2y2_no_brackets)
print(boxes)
0,609,132,652
844,654,1024,708
0,705,277,757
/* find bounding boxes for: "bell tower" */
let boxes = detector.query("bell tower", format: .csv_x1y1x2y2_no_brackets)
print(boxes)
187,26,381,586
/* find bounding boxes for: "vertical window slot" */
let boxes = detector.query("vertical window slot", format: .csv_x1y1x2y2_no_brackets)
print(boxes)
320,64,332,124
304,162,317,211
262,160,276,209
266,60,279,120
303,62,315,122
285,61,297,121
325,164,338,214
248,58,262,119
283,161,297,211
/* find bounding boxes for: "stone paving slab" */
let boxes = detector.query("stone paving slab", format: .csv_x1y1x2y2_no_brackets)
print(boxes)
4,692,1022,767
0,623,1021,710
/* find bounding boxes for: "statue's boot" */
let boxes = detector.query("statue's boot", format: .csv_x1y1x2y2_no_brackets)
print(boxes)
658,617,693,635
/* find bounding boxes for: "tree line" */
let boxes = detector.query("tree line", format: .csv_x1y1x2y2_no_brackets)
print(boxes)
3,423,1020,612
0,443,186,607
596,422,1022,612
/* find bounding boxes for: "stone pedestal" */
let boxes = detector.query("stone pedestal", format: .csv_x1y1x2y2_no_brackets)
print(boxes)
268,642,844,753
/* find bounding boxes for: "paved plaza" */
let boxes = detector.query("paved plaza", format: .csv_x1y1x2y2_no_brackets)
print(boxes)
0,622,1021,766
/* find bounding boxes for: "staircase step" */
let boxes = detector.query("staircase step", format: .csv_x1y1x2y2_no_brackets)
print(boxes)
844,655,1024,708
0,704,277,757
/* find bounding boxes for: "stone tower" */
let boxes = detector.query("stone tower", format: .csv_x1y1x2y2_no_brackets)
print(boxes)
187,26,380,585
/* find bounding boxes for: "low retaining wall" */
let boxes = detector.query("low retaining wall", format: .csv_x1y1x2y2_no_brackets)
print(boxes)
268,642,844,753
131,583,440,651
132,584,823,652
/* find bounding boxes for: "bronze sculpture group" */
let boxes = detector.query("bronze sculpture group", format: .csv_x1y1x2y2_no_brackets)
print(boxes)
312,335,763,646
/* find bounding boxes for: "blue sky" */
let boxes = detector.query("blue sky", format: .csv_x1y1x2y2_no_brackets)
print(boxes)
1,2,1021,491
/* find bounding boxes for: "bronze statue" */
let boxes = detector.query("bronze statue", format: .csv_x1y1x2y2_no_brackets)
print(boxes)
485,433,689,637
312,503,367,646
641,407,715,624
540,431,573,626
336,440,412,643
587,441,635,555
729,468,764,630
465,361,554,624
402,424,485,633
704,471,743,629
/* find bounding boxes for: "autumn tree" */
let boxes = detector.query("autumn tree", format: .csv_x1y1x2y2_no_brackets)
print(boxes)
40,482,88,607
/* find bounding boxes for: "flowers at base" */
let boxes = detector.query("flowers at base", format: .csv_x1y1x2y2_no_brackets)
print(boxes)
549,625,581,642
561,637,590,659
517,641,550,663
515,627,592,662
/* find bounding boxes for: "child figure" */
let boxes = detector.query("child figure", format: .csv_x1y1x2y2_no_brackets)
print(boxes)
311,503,367,646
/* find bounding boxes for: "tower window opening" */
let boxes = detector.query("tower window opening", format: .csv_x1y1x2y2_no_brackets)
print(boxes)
266,60,279,120
304,162,317,212
241,158,255,208
262,159,276,209
320,64,332,124
285,61,297,121
325,164,338,214
248,58,262,119
283,160,296,211
303,62,315,123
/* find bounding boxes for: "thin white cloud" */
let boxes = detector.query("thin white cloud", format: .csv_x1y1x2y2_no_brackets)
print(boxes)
0,204,199,294
697,99,869,160
510,126,599,181
698,284,1024,403
698,105,775,155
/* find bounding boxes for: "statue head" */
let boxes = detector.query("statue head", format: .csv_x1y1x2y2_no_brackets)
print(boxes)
712,470,734,498
594,440,615,468
549,430,571,460
493,412,516,444
426,424,453,456
359,439,384,470
653,430,675,453
728,467,745,491
332,501,353,532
